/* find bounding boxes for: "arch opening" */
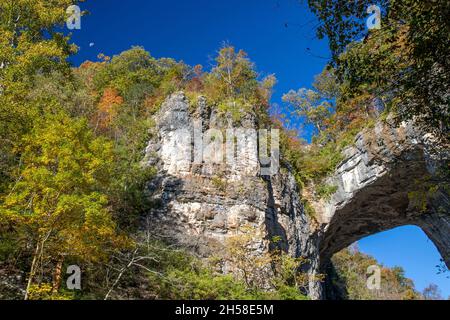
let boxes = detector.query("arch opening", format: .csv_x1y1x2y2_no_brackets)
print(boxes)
325,225,449,300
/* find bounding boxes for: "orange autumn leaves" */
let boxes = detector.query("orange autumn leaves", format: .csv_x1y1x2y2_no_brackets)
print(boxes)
75,59,125,132
96,87,124,131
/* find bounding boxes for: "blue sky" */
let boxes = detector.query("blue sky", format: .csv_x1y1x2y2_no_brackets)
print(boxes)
68,0,449,297
359,226,449,297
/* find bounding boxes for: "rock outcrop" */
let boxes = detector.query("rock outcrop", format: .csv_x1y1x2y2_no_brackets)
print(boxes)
144,92,321,296
144,92,449,299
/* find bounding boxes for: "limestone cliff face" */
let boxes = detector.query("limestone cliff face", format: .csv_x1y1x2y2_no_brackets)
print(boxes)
143,92,321,296
144,92,449,299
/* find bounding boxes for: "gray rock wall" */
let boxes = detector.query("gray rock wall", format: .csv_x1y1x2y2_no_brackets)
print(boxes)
143,92,320,296
316,121,449,270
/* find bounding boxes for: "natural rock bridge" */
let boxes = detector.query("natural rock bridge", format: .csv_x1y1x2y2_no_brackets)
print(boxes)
144,93,449,299
315,121,449,272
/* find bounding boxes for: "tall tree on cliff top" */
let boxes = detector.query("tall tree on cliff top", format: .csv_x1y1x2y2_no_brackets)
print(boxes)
209,45,259,101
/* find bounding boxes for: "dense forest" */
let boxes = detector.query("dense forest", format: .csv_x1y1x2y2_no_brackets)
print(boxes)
0,0,448,300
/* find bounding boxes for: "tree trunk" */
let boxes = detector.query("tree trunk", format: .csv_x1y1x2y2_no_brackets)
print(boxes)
24,242,40,300
52,256,64,293
315,123,322,134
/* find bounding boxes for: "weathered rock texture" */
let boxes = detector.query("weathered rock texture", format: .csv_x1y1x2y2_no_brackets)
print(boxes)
144,92,321,295
144,92,449,299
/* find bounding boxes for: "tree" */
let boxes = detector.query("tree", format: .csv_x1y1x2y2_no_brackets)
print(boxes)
331,248,422,300
222,227,310,299
93,47,162,95
306,0,450,135
422,284,443,300
0,0,81,194
282,66,339,138
0,0,79,96
313,68,339,100
0,113,124,299
208,45,258,101
96,87,124,131
259,74,277,105
282,88,333,135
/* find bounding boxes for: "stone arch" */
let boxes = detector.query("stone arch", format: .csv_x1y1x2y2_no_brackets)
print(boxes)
319,180,449,269
315,121,449,272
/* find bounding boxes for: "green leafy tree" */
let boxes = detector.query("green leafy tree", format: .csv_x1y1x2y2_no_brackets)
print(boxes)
307,0,449,135
331,247,422,300
221,228,311,299
206,45,259,102
0,0,81,193
0,113,125,299
282,88,333,135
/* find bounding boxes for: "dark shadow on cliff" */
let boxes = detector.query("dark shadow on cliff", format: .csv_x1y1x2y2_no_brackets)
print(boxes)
264,177,289,252
143,171,189,240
